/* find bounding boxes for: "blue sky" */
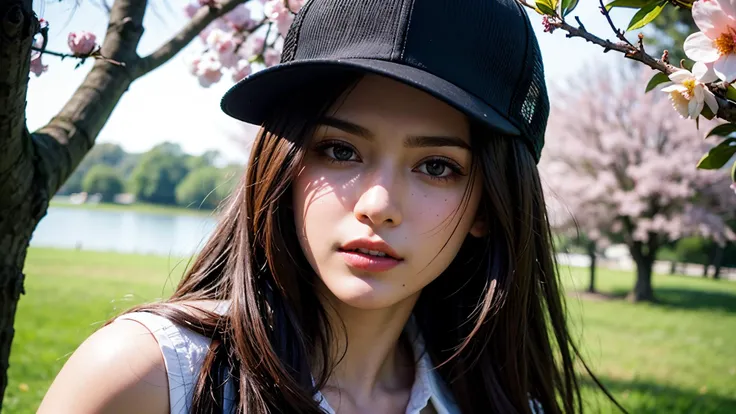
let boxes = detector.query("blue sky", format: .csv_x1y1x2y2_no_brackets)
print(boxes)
27,0,637,163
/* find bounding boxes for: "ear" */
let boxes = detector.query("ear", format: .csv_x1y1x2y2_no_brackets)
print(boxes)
468,215,488,238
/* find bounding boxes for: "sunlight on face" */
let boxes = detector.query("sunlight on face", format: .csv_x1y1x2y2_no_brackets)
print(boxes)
293,75,484,310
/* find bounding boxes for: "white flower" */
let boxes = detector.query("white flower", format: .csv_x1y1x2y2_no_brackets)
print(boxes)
683,0,736,82
661,63,719,119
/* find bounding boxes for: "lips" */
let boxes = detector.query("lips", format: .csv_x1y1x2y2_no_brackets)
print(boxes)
339,239,403,260
338,239,403,272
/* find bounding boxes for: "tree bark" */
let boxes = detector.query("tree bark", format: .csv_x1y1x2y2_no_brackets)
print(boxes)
1,0,48,403
627,237,658,302
712,243,725,280
0,0,244,404
587,240,596,293
630,255,654,302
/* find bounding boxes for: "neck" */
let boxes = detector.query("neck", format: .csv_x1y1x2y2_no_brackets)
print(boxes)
315,288,420,403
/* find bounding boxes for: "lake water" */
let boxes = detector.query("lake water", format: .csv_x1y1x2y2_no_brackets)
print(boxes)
30,207,219,257
31,207,735,279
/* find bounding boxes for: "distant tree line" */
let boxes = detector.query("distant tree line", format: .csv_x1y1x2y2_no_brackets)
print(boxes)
59,142,241,210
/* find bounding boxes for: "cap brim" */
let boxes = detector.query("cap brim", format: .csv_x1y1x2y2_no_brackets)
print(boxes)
221,58,521,137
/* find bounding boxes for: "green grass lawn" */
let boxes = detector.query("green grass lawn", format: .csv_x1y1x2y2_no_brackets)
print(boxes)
4,248,736,413
49,199,216,217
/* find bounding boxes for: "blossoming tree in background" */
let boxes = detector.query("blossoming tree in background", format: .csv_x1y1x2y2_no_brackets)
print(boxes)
543,66,735,302
529,0,736,193
0,0,306,404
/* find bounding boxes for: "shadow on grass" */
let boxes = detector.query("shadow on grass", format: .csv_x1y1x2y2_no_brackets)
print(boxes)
652,287,736,314
583,376,736,414
602,286,736,315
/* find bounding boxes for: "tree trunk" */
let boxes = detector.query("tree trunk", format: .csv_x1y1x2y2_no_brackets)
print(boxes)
0,0,45,402
0,0,241,404
713,244,725,280
587,241,596,293
630,258,654,301
627,237,658,302
669,260,677,275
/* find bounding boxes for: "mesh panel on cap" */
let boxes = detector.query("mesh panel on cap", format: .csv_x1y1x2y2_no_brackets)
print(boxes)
510,27,549,161
290,0,407,61
281,0,313,63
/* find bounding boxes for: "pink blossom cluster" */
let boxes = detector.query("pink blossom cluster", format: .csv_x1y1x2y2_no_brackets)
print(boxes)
542,69,735,249
30,30,99,77
67,31,98,56
30,37,48,77
184,0,305,87
541,16,555,33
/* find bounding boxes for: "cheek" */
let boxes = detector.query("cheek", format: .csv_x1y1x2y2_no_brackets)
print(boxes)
292,167,347,255
403,180,482,277
406,184,478,240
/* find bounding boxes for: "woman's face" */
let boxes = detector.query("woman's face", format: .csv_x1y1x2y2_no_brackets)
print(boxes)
293,75,484,310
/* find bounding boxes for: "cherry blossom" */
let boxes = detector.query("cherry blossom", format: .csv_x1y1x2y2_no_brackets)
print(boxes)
67,31,97,56
224,5,258,31
661,63,719,119
240,34,266,60
264,48,281,66
30,38,47,77
206,29,239,68
31,45,49,77
189,52,223,87
264,0,300,37
181,0,304,86
683,0,736,82
263,0,289,21
184,3,200,18
287,0,307,11
543,69,734,251
232,59,253,82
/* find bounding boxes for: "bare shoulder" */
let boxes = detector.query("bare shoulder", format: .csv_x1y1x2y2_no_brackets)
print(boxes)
38,318,169,414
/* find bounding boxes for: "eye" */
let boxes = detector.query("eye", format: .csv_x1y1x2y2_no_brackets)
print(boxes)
422,160,450,177
416,158,457,178
315,140,361,163
330,144,357,161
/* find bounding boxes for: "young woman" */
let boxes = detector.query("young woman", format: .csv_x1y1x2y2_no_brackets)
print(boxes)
39,0,620,413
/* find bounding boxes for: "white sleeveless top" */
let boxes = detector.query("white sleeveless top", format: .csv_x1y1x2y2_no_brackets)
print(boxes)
115,309,462,414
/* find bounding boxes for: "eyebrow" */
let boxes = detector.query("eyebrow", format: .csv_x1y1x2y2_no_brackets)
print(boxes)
319,116,471,150
319,116,374,140
403,136,471,150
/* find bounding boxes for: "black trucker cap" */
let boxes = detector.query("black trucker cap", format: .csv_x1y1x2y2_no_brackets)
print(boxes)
221,0,550,162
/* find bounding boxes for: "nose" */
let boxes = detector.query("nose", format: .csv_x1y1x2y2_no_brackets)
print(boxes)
353,176,403,228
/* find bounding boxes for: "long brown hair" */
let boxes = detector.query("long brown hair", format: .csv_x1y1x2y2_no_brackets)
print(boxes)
119,71,623,413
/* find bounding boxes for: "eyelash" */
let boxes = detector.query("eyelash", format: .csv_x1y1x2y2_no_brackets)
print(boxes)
313,140,466,183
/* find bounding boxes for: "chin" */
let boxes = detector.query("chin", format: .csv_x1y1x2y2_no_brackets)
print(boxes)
322,274,406,310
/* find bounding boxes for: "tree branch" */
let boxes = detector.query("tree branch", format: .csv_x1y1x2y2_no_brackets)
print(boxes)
135,0,245,78
548,17,736,124
597,0,635,49
32,46,126,67
31,0,147,198
554,18,676,74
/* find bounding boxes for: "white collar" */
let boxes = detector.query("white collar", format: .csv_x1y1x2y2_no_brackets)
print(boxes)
209,301,460,413
314,316,460,414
